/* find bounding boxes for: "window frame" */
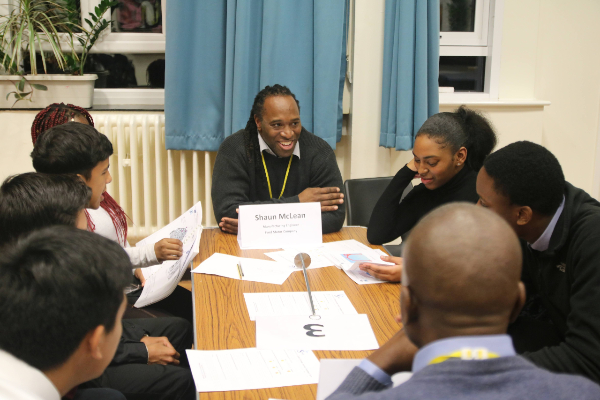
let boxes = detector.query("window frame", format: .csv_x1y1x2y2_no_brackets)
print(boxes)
439,0,504,103
439,0,490,47
81,0,166,106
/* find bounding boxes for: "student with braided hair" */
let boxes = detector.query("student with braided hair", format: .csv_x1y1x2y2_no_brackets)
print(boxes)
212,84,345,234
31,103,128,246
362,106,497,282
31,104,184,280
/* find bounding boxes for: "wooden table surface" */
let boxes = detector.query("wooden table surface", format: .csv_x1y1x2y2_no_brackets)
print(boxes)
191,227,401,399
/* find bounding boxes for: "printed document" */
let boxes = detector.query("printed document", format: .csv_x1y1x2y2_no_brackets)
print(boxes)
244,291,357,321
192,253,293,285
186,348,320,392
256,314,379,351
134,202,202,308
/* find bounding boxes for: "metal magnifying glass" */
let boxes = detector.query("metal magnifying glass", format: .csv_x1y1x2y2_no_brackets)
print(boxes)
294,253,320,320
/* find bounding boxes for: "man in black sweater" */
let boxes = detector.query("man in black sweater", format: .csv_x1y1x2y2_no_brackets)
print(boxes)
476,141,600,383
212,84,345,234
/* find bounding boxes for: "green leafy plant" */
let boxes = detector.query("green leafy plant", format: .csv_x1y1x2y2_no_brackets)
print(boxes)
5,74,47,107
0,0,116,106
65,0,117,75
0,0,75,75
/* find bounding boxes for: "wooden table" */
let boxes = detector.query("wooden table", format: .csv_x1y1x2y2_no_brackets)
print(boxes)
192,227,401,399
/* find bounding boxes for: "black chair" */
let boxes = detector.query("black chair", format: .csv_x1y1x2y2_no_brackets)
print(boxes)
344,177,413,226
344,177,393,227
344,177,412,257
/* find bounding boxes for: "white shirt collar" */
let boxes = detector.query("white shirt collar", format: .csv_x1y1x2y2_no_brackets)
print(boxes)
0,349,60,400
257,132,301,159
530,196,566,251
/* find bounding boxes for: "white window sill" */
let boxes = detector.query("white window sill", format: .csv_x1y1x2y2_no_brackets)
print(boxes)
440,98,551,108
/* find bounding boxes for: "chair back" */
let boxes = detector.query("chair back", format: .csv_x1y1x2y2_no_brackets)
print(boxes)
344,177,413,227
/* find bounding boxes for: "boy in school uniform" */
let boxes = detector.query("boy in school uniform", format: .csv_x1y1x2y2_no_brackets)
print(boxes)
0,226,130,400
0,173,195,400
476,141,600,383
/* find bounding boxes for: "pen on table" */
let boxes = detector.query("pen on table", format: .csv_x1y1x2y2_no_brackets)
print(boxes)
237,261,244,280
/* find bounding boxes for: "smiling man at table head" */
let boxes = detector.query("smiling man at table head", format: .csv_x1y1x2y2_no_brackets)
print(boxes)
211,84,345,235
326,203,600,400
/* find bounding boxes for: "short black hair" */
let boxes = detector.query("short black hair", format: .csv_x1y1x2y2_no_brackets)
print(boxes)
0,173,91,245
0,226,131,371
483,141,565,215
417,106,497,171
31,122,113,179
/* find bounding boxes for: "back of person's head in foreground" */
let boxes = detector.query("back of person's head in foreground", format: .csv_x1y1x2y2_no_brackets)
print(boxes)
477,141,565,237
412,106,497,190
0,227,131,392
0,172,91,245
401,203,525,347
31,122,113,209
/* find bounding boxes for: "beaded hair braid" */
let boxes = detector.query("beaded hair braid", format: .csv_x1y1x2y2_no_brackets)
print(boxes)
31,103,128,244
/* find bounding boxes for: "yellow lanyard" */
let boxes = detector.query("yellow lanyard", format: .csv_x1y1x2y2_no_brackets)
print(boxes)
428,348,500,365
261,152,293,199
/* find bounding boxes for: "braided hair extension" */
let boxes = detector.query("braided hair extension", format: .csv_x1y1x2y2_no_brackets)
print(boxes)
31,103,95,145
31,103,128,244
244,84,300,189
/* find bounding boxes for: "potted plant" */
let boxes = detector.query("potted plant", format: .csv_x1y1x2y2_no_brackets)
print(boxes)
0,0,116,108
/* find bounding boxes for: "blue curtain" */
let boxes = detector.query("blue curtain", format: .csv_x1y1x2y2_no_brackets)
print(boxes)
380,0,440,150
165,0,348,151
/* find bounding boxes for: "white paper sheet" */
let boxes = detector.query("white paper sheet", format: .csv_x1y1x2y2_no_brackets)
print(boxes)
264,250,333,269
343,262,388,285
256,314,379,351
186,348,320,392
243,291,358,321
134,202,203,308
316,359,412,400
320,240,393,270
191,253,293,285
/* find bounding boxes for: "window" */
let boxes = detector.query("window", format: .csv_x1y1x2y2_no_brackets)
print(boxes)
81,0,166,106
439,0,503,102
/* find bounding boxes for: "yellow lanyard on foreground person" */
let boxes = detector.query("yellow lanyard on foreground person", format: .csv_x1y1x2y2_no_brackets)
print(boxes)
428,348,500,365
261,152,293,199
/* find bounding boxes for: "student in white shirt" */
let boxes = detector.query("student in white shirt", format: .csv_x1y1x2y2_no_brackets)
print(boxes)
0,227,130,399
31,122,193,324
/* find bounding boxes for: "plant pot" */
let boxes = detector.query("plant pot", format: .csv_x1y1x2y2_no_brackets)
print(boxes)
0,74,98,109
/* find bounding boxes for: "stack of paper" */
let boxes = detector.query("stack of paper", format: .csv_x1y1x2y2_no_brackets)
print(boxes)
192,253,293,285
186,348,320,392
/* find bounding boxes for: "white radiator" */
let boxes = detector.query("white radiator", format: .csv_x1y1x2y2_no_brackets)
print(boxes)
94,114,216,242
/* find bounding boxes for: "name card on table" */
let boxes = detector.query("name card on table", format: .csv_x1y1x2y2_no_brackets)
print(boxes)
237,202,322,249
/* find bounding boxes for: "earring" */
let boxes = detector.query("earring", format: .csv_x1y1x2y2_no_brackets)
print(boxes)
457,163,462,166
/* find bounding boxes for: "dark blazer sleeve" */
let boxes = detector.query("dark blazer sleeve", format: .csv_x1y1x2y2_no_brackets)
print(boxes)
522,227,600,383
110,320,149,365
326,367,389,400
367,165,416,244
